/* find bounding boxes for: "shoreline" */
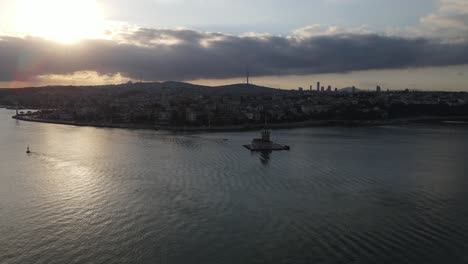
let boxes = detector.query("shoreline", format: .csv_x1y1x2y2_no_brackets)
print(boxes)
11,114,468,132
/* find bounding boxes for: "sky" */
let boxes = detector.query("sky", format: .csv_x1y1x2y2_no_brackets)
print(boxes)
0,0,467,90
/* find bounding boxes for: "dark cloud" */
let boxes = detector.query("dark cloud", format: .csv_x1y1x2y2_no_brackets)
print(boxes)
1,28,468,82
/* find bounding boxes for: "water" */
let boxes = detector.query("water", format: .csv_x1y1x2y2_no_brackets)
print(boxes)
1,108,468,264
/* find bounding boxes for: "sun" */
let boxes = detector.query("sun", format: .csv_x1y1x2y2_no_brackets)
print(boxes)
14,0,105,43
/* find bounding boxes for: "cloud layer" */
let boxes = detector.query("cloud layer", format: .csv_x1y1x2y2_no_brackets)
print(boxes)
1,26,468,82
420,0,468,39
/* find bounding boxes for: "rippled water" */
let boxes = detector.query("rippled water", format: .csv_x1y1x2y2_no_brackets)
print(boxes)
1,108,468,264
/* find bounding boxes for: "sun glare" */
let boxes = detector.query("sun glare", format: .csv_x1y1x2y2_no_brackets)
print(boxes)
14,0,105,43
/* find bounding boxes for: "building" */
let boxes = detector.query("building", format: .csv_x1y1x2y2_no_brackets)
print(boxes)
321,86,325,92
327,85,332,92
317,82,320,92
160,88,170,108
301,104,314,114
157,111,172,124
376,85,381,93
186,109,197,122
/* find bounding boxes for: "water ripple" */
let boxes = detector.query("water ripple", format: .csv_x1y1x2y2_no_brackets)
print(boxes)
1,108,468,264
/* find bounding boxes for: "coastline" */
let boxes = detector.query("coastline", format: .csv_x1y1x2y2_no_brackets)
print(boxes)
11,114,468,132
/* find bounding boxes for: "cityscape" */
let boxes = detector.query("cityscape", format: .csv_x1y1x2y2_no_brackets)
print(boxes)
2,80,468,130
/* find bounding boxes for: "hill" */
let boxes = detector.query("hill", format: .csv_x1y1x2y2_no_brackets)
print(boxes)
338,87,365,93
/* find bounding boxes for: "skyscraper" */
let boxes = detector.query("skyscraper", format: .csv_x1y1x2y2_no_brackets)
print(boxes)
317,82,320,92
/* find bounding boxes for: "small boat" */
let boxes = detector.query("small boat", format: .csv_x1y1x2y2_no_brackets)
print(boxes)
26,146,31,154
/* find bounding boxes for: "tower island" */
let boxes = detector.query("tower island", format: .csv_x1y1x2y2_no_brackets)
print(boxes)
244,127,290,151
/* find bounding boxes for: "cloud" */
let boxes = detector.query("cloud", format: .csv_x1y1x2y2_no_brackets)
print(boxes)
420,0,468,40
1,27,468,82
293,24,372,38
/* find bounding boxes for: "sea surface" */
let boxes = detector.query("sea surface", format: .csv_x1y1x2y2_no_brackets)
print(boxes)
1,108,468,264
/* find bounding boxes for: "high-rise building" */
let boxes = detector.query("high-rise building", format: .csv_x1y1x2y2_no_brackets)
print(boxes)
327,85,332,92
335,88,338,92
317,82,321,92
352,86,356,94
321,86,325,92
376,85,381,93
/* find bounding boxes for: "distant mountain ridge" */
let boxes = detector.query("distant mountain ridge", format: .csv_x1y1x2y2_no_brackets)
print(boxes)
338,87,364,93
1,81,282,95
0,81,381,94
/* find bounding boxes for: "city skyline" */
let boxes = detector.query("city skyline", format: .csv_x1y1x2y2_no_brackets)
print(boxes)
0,0,467,90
